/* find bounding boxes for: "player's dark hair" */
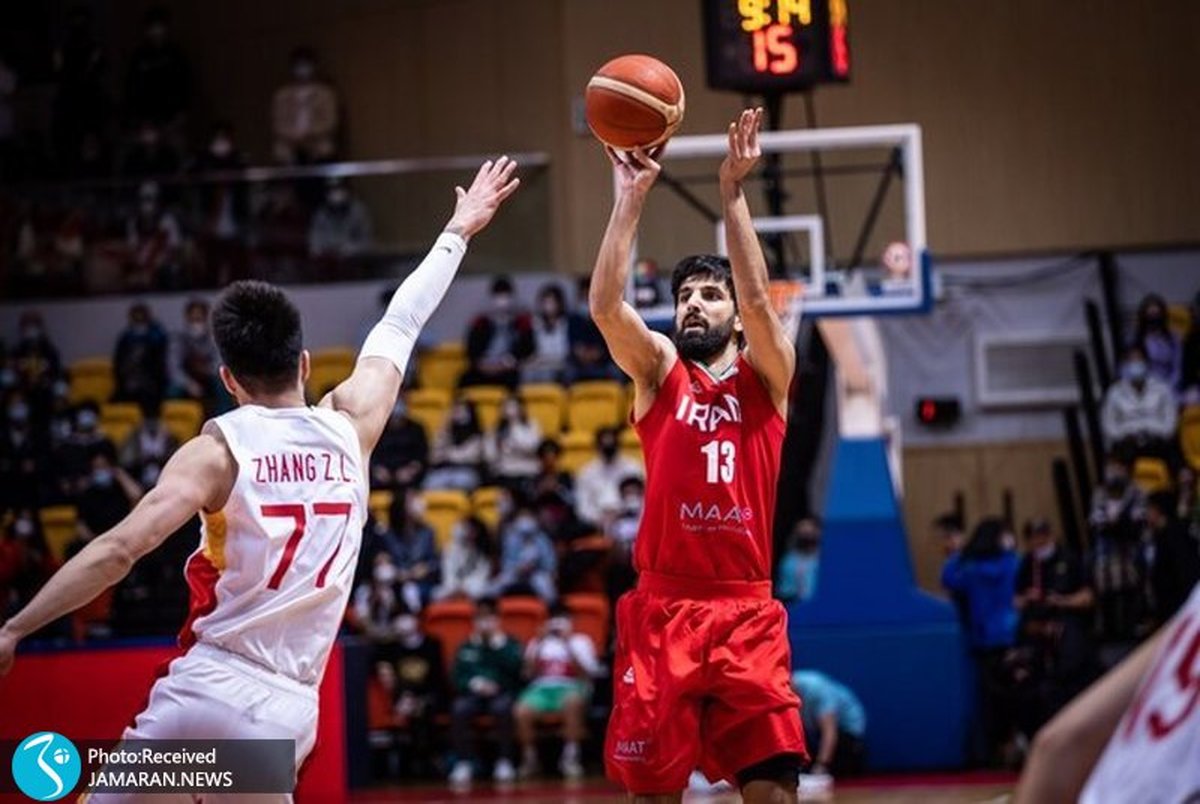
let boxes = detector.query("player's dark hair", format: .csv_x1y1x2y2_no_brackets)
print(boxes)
211,280,303,395
671,255,737,306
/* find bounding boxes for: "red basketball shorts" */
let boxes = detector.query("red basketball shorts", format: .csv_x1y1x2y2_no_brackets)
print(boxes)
604,571,807,794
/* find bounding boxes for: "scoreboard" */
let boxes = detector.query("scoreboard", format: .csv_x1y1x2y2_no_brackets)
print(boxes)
702,0,851,93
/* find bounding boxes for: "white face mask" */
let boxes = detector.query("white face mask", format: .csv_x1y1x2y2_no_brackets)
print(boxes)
395,615,419,637
1033,544,1056,562
374,563,397,585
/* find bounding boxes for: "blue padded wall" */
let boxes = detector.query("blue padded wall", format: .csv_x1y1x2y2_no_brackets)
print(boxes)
787,437,973,770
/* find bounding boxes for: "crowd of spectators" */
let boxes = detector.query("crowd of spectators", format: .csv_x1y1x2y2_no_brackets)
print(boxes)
0,6,369,296
939,292,1200,769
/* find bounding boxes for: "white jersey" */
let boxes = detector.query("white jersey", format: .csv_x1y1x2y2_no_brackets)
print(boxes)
181,404,368,686
1082,582,1200,804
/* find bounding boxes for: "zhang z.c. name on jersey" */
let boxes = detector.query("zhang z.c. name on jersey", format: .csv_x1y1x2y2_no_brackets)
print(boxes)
252,451,355,485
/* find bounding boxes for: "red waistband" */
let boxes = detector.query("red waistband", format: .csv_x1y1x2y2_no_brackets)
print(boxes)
637,570,772,600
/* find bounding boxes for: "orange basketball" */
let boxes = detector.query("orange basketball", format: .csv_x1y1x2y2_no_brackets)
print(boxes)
585,54,685,150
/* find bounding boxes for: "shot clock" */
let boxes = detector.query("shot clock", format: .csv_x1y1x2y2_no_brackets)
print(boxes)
702,0,851,93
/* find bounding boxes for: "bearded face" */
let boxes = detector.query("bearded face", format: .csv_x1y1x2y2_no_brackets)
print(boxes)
672,276,740,362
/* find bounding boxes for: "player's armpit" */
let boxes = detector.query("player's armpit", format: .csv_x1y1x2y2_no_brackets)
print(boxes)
320,356,402,457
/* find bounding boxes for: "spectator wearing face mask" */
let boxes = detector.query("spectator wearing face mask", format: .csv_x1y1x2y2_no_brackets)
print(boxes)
12,311,61,394
461,277,534,389
523,284,571,383
115,303,169,404
575,427,643,528
567,276,621,383
777,517,823,602
373,604,445,777
124,183,183,290
1013,519,1096,735
434,516,495,602
486,395,542,487
371,398,429,491
632,257,665,309
377,490,439,613
191,123,248,285
492,502,557,602
1089,454,1151,653
1101,345,1177,461
514,603,602,780
424,400,484,492
272,47,339,165
0,393,48,510
168,300,222,413
448,597,523,786
1144,491,1200,625
0,508,50,618
119,397,178,488
522,439,574,504
71,446,143,551
58,402,114,494
1130,294,1182,391
308,178,372,262
353,553,403,641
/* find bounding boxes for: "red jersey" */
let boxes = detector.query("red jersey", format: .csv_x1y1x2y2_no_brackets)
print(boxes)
634,353,786,582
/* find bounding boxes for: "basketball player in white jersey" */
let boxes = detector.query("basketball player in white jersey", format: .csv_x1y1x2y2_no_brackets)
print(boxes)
0,157,519,800
1015,580,1200,803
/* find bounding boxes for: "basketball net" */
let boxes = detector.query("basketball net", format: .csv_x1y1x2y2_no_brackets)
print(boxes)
769,279,806,342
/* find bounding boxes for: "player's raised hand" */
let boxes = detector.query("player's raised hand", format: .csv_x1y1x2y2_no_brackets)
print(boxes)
608,146,663,205
719,107,764,185
446,156,521,240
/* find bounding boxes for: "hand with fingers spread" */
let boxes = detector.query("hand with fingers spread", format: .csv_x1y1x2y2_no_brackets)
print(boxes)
607,146,664,207
719,108,764,187
446,155,521,241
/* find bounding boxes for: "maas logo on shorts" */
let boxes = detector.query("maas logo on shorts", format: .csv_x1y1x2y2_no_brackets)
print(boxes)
11,732,81,801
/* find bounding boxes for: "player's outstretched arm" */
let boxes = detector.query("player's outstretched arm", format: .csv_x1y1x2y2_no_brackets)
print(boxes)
0,430,233,676
1013,625,1162,804
324,157,520,455
589,147,674,403
719,108,795,413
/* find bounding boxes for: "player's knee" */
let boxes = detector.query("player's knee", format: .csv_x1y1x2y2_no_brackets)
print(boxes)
735,752,803,790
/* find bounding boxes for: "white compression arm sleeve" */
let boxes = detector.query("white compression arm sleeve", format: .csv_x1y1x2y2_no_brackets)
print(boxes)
359,231,467,376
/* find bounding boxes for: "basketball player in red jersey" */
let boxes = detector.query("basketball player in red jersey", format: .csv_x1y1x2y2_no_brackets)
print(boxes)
595,109,806,802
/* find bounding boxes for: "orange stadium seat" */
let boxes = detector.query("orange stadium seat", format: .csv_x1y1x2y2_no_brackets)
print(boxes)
567,381,624,434
565,593,610,654
417,342,467,390
499,596,547,645
558,430,596,474
1168,304,1192,339
369,490,394,526
405,388,452,443
459,385,508,432
422,599,476,673
162,399,204,442
68,358,114,405
519,383,566,436
1180,405,1200,470
99,402,142,446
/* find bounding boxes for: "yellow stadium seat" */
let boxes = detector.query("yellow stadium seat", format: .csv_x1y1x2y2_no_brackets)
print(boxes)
1132,457,1171,494
162,399,204,442
567,380,624,434
405,388,452,443
418,342,467,390
99,402,143,446
619,427,644,466
419,490,470,550
520,383,566,436
1180,405,1200,470
69,358,114,405
559,429,597,474
39,506,79,562
471,486,505,532
1168,304,1192,339
459,385,508,432
369,490,394,527
307,346,356,400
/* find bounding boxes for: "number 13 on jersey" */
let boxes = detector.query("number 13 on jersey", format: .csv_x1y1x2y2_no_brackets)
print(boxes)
701,439,737,484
